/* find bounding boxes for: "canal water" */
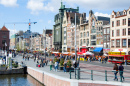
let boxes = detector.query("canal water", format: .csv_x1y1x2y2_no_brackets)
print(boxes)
0,74,44,86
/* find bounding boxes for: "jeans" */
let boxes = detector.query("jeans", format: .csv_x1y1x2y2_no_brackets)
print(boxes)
119,71,124,80
114,71,118,80
55,66,58,71
63,67,66,72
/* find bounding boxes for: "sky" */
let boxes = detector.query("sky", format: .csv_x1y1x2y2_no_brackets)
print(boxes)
0,0,130,37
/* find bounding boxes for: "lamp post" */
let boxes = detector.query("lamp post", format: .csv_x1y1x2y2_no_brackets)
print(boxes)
75,13,77,62
44,29,46,60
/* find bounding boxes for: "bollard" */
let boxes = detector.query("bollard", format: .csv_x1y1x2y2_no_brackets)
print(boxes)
105,70,107,81
70,70,71,79
91,70,93,80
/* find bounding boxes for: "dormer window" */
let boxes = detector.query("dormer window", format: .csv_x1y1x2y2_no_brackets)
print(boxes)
124,12,126,15
112,15,114,18
129,11,130,14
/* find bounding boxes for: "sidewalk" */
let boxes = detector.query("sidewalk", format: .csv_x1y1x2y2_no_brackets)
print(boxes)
13,55,130,84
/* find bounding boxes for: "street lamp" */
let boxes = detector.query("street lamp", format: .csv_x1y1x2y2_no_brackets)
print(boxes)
75,13,77,63
44,29,46,60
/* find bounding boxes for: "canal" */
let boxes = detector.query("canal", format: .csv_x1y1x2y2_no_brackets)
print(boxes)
0,74,44,86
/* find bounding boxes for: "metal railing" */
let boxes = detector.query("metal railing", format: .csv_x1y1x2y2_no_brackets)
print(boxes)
69,69,130,82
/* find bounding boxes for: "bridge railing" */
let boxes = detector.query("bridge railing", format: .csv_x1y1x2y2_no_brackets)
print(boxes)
69,68,130,82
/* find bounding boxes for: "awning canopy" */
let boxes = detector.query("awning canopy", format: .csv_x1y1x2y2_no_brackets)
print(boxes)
93,47,103,52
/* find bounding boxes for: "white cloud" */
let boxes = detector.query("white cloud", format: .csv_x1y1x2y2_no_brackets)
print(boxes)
94,12,110,17
0,0,18,7
27,0,56,14
48,20,51,24
9,29,17,37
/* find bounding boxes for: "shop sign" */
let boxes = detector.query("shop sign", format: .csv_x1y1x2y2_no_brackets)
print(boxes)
108,52,125,55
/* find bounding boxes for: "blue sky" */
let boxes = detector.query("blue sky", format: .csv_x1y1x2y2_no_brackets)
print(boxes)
0,0,130,37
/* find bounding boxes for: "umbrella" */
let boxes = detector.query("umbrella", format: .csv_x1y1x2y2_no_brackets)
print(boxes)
85,51,94,56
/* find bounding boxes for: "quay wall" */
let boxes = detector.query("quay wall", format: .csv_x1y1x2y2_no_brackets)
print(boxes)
0,68,24,74
27,67,129,86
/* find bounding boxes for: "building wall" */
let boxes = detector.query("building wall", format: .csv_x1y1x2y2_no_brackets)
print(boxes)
0,30,10,50
110,8,130,54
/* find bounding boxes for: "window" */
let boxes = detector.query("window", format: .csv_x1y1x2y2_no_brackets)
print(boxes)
122,39,126,47
91,41,96,45
128,28,130,35
99,27,100,31
129,11,130,14
116,39,120,47
116,30,120,36
112,21,114,27
112,30,114,37
80,39,82,46
116,20,120,26
122,19,126,25
87,39,89,45
2,40,6,44
111,40,114,47
107,28,110,34
122,29,126,36
128,18,130,26
128,39,130,47
112,15,114,18
80,33,82,38
2,36,7,38
84,32,86,37
104,35,107,41
84,26,86,31
104,29,106,34
91,35,96,39
87,32,89,37
84,39,86,44
107,35,110,41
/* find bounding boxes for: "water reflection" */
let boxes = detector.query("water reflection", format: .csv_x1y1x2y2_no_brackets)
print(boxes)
0,74,44,86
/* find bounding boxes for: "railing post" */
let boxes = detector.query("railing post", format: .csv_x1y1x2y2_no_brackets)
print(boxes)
105,70,107,81
91,70,93,80
70,70,71,79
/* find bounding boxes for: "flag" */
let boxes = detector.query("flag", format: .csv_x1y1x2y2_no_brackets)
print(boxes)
5,42,7,46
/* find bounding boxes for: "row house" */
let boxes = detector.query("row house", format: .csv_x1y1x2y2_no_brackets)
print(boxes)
110,8,130,55
62,11,80,52
53,1,79,51
88,10,110,55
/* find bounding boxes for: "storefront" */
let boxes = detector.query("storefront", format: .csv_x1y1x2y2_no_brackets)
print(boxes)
80,46,88,53
108,52,130,64
93,47,103,56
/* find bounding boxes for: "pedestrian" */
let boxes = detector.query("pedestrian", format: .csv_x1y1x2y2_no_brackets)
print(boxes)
119,63,125,81
23,54,24,60
28,55,29,61
55,61,58,72
49,60,53,71
113,63,118,81
63,62,67,73
34,57,36,62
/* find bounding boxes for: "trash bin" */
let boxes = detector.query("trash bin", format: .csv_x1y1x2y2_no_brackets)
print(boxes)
76,67,80,79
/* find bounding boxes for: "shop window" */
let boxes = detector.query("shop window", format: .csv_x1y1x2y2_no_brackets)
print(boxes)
122,39,126,47
116,39,120,47
2,40,6,44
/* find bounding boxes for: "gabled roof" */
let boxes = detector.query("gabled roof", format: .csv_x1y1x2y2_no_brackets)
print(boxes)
0,26,9,31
